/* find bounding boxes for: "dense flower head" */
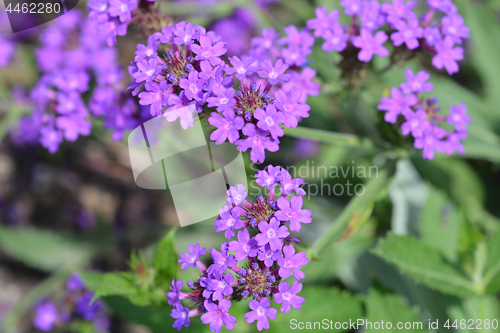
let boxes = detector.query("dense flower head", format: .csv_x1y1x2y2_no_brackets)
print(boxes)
307,0,469,74
378,69,470,159
130,21,315,163
10,10,147,152
167,167,311,332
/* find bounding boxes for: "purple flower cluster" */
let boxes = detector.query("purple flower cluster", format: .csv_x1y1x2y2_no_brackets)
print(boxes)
378,69,470,159
167,166,310,332
0,11,14,67
307,0,469,74
10,10,145,152
87,0,150,46
130,22,316,163
33,274,109,332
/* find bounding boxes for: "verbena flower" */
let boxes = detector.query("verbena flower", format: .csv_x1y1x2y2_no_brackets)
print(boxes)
129,21,315,163
32,274,109,332
378,69,470,159
307,0,469,75
166,166,311,332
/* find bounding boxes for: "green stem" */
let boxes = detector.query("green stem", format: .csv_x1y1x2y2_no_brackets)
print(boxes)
307,163,395,258
284,126,385,151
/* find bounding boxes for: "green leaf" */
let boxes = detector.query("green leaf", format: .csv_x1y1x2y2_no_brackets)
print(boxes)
482,229,500,293
91,273,138,301
389,159,428,235
271,287,364,333
366,288,428,333
308,162,395,257
0,226,93,272
371,234,477,297
420,187,463,264
284,126,381,151
153,227,179,285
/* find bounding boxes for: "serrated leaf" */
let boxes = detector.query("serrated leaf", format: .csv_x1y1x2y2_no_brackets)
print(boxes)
366,288,428,332
152,227,179,285
0,226,93,272
270,287,364,333
371,234,477,297
420,187,462,264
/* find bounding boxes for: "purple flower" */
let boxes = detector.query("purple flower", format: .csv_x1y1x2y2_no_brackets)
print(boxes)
447,104,470,131
282,68,320,104
34,301,58,331
279,26,314,66
307,7,340,38
226,184,247,206
441,14,469,44
166,278,183,306
257,59,291,85
208,243,237,273
401,109,431,138
226,56,257,80
179,243,206,270
274,88,311,128
164,93,200,130
66,274,85,291
256,165,282,190
191,34,227,65
200,299,237,333
277,244,308,280
390,19,423,50
207,88,236,112
56,91,85,114
173,21,204,45
274,281,305,314
360,0,385,31
381,0,417,24
244,298,278,331
75,292,102,321
228,228,258,261
134,35,160,61
0,38,14,67
171,304,190,331
139,81,171,116
414,126,447,159
206,272,234,301
108,0,137,22
257,244,281,267
424,26,442,46
275,196,312,232
87,0,108,13
133,57,163,83
236,124,279,163
214,206,244,239
400,69,433,94
209,109,244,144
377,87,417,123
56,113,92,142
340,0,362,15
179,70,206,101
40,125,63,154
251,27,279,52
428,0,458,15
432,36,463,75
443,131,467,155
321,25,348,52
254,104,286,139
279,170,306,196
352,29,389,62
255,217,290,251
